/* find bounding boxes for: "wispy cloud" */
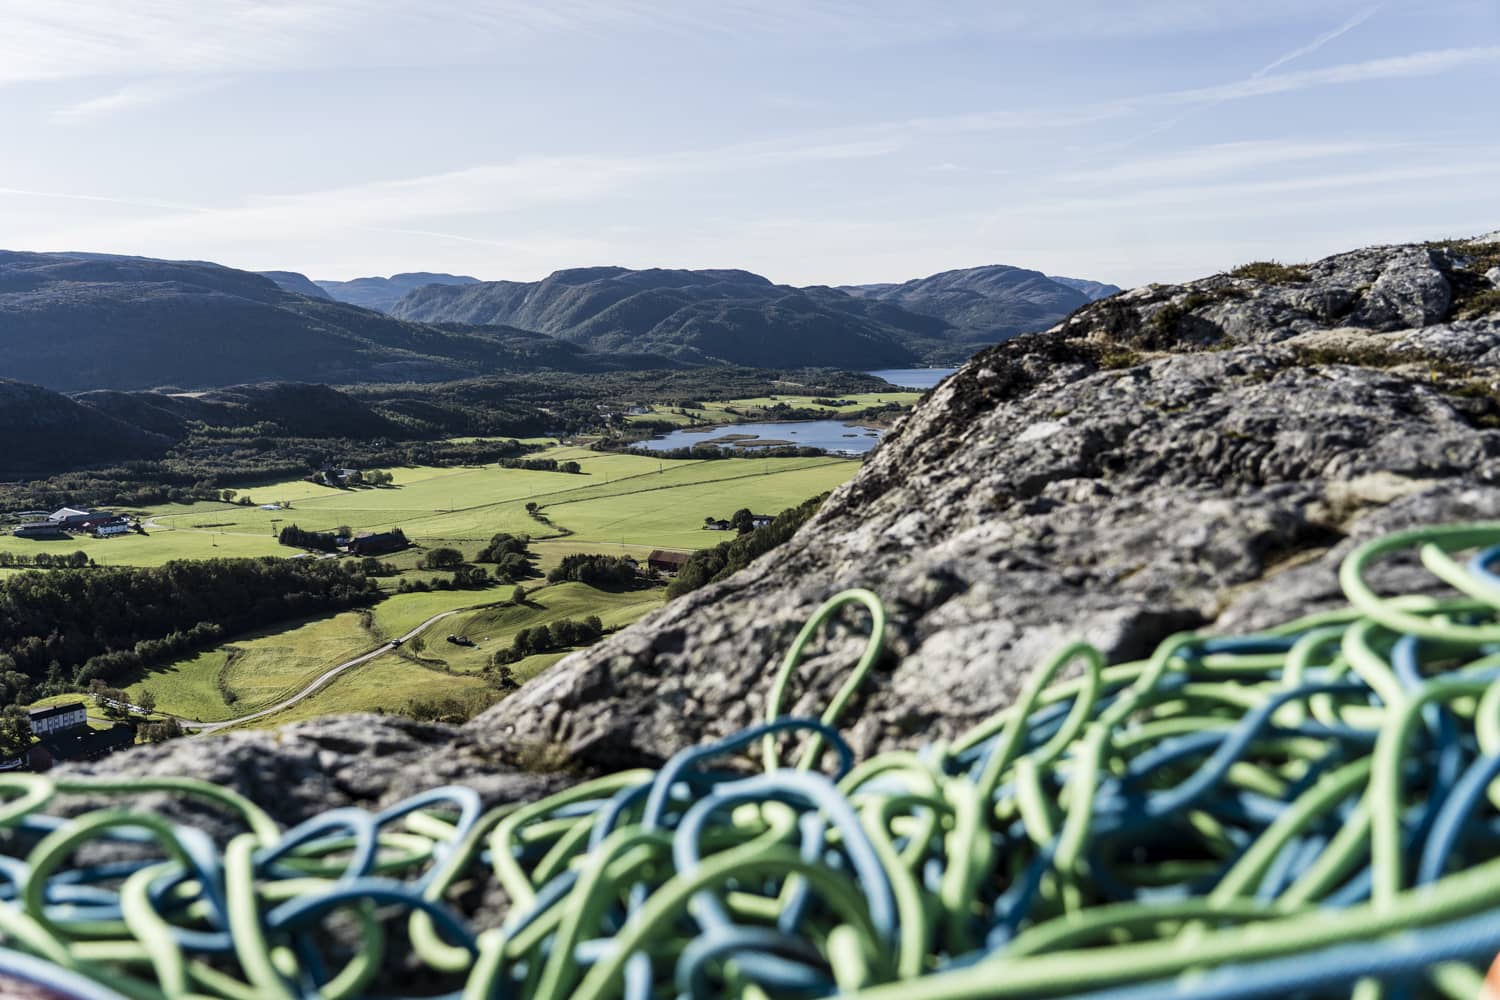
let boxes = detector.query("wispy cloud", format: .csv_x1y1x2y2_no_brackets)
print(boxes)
52,78,210,122
1252,4,1384,78
1060,139,1403,185
0,0,1374,92
1159,45,1500,104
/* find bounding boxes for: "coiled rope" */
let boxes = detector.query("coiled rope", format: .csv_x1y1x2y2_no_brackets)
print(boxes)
10,525,1500,997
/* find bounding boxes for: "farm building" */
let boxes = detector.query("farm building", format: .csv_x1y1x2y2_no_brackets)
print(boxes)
349,531,408,556
79,516,131,537
48,507,107,529
12,522,66,539
28,702,87,737
647,550,691,574
29,725,136,771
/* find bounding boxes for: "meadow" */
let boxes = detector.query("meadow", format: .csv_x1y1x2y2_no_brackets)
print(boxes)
11,443,856,729
625,391,921,426
204,581,664,729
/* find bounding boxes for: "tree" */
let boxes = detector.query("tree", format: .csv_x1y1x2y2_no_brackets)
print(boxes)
560,460,581,474
513,628,533,655
531,624,553,652
0,705,32,758
730,508,755,534
584,615,604,641
136,689,157,715
511,585,527,605
421,547,466,570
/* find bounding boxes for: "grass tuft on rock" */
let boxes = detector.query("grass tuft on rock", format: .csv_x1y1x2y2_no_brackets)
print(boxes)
1230,261,1311,284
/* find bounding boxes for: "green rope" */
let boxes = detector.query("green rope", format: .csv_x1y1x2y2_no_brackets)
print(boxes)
10,525,1500,998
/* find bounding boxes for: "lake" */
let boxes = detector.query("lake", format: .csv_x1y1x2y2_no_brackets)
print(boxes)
636,419,882,456
866,367,958,390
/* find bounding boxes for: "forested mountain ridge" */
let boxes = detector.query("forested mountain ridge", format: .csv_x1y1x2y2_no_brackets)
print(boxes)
388,266,932,367
0,251,675,392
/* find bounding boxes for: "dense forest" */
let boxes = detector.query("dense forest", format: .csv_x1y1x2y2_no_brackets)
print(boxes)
0,558,379,705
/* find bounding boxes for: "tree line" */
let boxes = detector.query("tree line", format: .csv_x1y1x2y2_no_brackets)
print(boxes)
491,615,606,665
668,494,826,598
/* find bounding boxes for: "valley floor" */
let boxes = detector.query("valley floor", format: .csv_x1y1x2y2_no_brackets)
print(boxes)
9,444,858,730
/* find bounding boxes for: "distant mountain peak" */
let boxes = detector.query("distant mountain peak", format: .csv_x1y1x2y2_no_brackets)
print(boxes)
316,272,481,313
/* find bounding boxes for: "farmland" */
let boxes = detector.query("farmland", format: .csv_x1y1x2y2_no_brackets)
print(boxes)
0,445,856,566
625,391,921,426
6,445,856,729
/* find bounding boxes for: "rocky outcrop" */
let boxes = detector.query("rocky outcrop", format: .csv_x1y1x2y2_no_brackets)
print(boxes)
68,235,1500,819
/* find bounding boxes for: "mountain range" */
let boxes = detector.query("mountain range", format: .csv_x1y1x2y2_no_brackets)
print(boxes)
0,251,675,393
0,250,1117,393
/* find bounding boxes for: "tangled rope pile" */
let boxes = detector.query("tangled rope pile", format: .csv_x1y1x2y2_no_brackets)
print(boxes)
11,524,1500,998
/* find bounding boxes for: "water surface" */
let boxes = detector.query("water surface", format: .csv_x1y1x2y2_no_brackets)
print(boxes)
636,419,881,455
865,367,958,390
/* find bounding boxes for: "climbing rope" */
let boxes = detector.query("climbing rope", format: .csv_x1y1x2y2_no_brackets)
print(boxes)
11,525,1500,997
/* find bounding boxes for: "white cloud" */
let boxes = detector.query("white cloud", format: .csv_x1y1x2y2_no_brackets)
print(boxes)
52,78,210,121
1158,45,1500,104
0,0,1375,92
1061,140,1402,185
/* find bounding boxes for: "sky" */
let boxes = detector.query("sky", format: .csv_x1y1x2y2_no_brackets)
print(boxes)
0,0,1496,288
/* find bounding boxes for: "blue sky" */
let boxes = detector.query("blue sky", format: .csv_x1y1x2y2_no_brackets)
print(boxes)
0,0,1496,287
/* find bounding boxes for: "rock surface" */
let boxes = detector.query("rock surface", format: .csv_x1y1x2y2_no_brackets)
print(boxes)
71,235,1500,817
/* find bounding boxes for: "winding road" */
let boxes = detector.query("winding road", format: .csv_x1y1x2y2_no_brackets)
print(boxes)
177,606,475,734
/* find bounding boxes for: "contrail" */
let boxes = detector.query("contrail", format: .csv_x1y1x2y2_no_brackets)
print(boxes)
1110,4,1385,151
1253,4,1385,78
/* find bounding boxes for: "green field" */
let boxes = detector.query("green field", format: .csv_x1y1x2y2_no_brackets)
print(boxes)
236,581,663,728
127,611,381,722
92,448,858,558
123,580,664,727
626,392,921,426
10,445,855,728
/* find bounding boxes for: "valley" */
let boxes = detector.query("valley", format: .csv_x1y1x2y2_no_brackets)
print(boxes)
2,442,860,731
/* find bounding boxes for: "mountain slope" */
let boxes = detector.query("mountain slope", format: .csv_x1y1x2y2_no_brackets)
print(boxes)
317,272,480,313
1047,275,1122,301
390,266,929,367
840,265,1102,359
0,252,667,392
0,379,172,479
257,270,334,300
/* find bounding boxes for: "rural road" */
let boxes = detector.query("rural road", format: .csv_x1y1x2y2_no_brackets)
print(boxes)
178,606,475,734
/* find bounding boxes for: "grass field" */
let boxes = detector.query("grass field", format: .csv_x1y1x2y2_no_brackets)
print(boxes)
626,392,920,426
9,444,854,728
122,448,856,556
242,657,497,728
122,580,663,727
237,581,662,728
127,611,381,722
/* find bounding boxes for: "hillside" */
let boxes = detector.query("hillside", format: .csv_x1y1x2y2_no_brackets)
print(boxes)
1046,274,1122,301
840,264,1115,360
316,272,480,313
256,270,333,300
0,252,670,392
0,379,171,479
389,266,935,367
